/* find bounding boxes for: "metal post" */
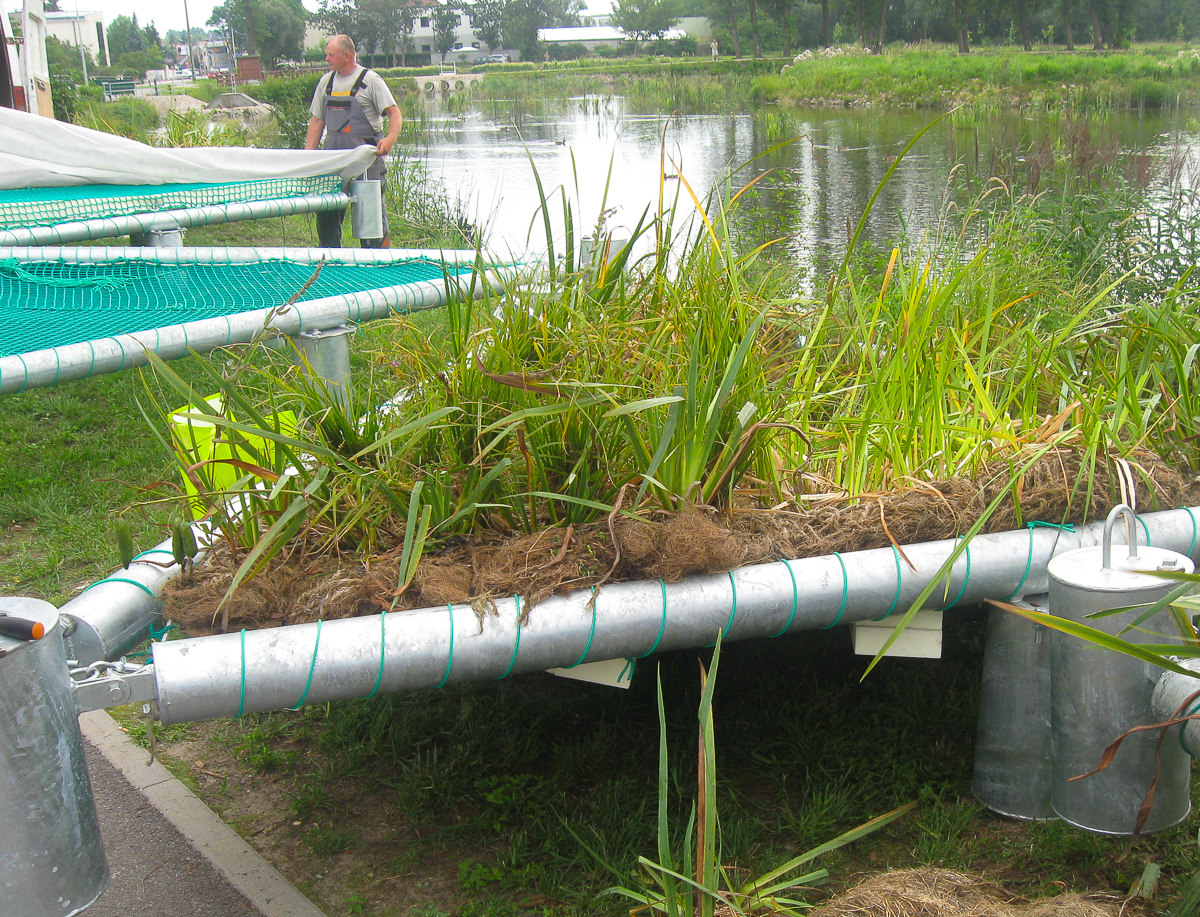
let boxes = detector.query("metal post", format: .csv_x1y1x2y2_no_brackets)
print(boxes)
294,325,354,409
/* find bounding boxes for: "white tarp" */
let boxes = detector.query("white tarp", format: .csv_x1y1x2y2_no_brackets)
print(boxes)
0,106,378,190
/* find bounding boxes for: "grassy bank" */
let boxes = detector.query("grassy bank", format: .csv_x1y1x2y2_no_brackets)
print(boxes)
426,45,1200,113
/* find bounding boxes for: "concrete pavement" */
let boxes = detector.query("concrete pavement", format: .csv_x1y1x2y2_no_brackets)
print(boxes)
78,710,327,917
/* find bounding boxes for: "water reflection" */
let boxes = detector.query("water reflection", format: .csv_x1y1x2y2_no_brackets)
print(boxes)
415,97,1198,273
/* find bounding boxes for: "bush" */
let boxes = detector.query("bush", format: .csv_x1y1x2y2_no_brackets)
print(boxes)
74,97,160,138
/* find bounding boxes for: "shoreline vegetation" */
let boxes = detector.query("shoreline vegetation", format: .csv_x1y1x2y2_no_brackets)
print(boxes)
387,45,1200,111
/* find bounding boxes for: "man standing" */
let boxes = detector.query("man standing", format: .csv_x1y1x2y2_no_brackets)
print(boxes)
305,34,402,248
709,38,718,59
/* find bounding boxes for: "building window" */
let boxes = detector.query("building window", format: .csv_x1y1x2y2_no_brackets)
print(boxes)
420,16,429,27
421,43,431,52
471,41,480,47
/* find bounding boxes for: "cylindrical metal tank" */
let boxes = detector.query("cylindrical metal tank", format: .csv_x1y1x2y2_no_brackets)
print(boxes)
0,596,108,915
972,597,1056,820
1049,505,1194,835
350,177,384,240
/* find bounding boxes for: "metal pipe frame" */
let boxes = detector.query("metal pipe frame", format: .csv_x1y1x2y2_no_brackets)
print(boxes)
149,506,1200,725
0,246,484,265
0,192,350,246
0,262,506,394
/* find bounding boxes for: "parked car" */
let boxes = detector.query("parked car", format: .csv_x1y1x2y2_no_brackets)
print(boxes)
476,53,509,64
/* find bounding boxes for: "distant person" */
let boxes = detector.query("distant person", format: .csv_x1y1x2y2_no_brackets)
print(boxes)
304,34,401,248
710,39,718,59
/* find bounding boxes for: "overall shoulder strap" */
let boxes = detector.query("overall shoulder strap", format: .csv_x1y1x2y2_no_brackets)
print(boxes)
349,68,370,96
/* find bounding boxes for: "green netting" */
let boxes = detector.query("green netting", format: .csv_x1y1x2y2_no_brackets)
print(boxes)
0,177,344,230
0,257,472,357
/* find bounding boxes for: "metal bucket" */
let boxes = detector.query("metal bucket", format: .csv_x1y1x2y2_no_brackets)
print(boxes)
972,598,1056,820
0,596,108,915
1048,505,1194,835
350,177,384,240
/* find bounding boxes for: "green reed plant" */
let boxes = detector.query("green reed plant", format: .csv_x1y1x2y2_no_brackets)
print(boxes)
580,635,915,916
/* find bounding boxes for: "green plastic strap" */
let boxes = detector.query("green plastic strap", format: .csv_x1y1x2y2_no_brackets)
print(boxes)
638,581,669,658
435,604,455,689
1181,699,1200,756
617,657,635,684
1138,515,1151,546
1186,507,1199,558
1007,521,1076,600
363,612,387,699
495,595,523,679
707,571,739,646
288,619,322,711
822,553,849,629
148,621,174,642
82,576,155,598
942,538,971,610
771,559,798,637
876,545,903,621
567,590,598,668
133,548,174,562
236,628,247,717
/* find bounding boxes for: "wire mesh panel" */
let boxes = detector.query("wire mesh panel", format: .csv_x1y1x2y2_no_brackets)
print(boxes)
0,177,344,230
0,256,471,358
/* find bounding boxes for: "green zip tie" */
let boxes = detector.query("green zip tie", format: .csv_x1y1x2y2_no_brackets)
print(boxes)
876,545,903,621
363,611,387,699
435,604,455,689
822,553,848,629
1138,515,1151,547
288,620,322,711
236,628,247,717
495,595,523,680
638,581,668,658
567,589,597,668
148,621,174,642
1186,507,1198,558
770,559,798,637
82,576,155,598
617,657,635,683
707,571,739,647
941,538,971,611
1181,699,1200,756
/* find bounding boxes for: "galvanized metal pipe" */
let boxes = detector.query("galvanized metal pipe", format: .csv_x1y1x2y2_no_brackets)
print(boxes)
0,192,350,246
150,506,1200,725
0,261,504,394
0,246,483,265
1151,657,1200,758
61,525,211,665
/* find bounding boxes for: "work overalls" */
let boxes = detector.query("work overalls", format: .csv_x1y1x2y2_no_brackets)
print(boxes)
317,68,388,248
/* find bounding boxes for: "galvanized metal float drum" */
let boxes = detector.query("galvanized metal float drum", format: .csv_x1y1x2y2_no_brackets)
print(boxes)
971,598,1055,820
0,596,108,915
1048,505,1194,835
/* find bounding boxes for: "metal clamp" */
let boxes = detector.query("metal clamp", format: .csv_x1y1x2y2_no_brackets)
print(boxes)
69,659,157,713
1102,503,1139,569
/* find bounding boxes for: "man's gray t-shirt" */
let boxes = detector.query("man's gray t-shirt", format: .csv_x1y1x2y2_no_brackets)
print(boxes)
309,65,398,135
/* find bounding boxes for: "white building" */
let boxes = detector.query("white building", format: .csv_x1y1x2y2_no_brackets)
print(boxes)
44,10,109,67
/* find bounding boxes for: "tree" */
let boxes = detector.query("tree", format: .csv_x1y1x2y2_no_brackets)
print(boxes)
253,0,307,64
469,0,505,49
611,0,680,48
106,14,146,59
210,0,305,64
433,3,462,53
501,0,583,59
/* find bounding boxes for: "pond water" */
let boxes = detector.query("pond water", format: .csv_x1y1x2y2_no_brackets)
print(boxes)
415,96,1199,274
